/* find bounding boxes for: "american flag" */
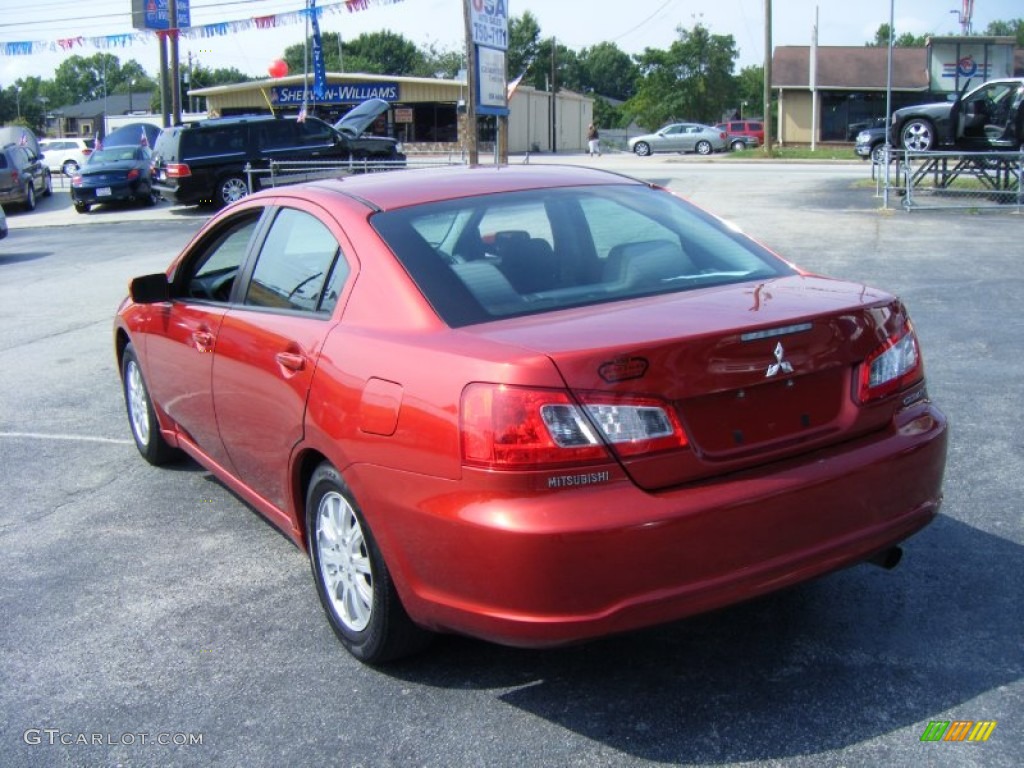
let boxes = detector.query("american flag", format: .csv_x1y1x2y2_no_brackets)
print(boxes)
94,132,103,151
297,103,307,123
140,126,149,147
18,131,28,147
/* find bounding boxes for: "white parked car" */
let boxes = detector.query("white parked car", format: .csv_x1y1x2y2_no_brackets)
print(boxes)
39,138,95,175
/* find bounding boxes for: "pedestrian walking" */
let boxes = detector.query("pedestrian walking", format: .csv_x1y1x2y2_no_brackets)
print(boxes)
587,123,601,157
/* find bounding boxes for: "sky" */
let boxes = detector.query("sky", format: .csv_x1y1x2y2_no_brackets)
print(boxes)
1,0,1021,88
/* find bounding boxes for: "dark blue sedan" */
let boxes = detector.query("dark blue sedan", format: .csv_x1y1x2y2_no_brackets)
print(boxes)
71,146,157,213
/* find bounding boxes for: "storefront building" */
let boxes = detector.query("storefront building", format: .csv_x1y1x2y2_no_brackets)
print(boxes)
188,72,593,154
771,36,1022,144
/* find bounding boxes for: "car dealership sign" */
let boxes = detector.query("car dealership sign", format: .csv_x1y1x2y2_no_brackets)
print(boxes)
470,0,508,50
131,0,191,31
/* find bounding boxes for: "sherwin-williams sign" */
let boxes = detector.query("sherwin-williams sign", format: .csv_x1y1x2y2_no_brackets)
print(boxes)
271,83,399,105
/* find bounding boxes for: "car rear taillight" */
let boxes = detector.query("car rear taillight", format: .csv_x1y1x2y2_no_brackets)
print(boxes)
82,148,93,156
127,168,140,180
164,163,191,178
461,384,688,470
857,328,923,403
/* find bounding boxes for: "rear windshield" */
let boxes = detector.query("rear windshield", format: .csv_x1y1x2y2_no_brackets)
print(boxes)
370,184,794,327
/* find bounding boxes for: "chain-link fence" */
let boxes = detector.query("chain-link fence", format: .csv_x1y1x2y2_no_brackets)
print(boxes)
874,148,1023,212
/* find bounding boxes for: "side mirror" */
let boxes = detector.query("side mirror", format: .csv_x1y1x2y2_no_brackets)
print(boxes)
130,273,171,304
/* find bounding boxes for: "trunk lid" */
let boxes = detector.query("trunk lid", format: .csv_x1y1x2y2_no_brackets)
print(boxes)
464,275,910,490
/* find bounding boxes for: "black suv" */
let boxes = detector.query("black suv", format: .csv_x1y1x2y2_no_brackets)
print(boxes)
0,142,52,211
151,99,405,207
890,78,1024,152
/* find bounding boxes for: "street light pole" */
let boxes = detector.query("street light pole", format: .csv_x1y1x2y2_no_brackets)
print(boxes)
16,86,22,120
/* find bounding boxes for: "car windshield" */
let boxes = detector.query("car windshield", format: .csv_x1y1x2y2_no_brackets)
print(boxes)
371,184,794,327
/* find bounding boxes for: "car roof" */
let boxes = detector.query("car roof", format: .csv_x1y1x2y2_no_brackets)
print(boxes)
187,113,322,130
259,164,644,212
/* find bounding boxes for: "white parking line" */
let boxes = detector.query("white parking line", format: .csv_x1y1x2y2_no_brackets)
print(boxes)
0,432,133,445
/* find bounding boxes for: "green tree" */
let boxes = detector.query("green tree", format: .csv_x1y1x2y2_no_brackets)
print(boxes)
577,42,638,101
866,24,930,47
420,42,464,79
734,65,764,117
283,31,426,77
507,11,542,81
188,65,252,89
4,77,48,133
524,37,580,92
48,54,154,107
628,23,738,129
983,19,1024,46
592,95,628,129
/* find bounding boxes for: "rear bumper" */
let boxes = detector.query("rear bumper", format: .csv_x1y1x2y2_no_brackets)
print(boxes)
350,402,948,648
72,183,144,204
152,181,204,205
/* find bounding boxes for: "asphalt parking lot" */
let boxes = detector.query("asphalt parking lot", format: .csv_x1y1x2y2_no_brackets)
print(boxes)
1,155,1021,768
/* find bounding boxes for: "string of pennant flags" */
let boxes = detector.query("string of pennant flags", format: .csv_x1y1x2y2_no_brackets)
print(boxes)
0,0,406,58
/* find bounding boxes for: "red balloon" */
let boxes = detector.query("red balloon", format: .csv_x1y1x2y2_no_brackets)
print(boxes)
268,59,289,78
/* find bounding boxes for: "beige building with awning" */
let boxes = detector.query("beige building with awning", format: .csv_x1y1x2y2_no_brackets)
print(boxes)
188,72,593,155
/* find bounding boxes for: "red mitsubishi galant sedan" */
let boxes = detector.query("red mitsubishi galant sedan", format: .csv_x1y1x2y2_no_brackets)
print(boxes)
114,165,947,663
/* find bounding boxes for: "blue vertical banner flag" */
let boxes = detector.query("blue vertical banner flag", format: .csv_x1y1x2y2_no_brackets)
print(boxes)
309,0,327,99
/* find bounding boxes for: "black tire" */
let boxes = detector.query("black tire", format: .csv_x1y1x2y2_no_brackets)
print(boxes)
731,140,746,151
871,144,887,164
695,140,713,155
62,160,79,176
306,463,431,664
900,118,935,152
24,184,35,211
633,141,651,157
121,343,178,465
42,171,52,197
74,202,90,214
215,174,249,208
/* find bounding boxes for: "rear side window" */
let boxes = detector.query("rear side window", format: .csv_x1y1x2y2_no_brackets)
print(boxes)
179,126,246,158
245,207,347,314
371,184,794,327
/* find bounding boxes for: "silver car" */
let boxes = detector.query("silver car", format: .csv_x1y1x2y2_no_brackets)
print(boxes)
629,123,728,156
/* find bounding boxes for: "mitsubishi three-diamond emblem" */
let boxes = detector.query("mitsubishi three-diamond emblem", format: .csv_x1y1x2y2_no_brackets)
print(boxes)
765,342,794,377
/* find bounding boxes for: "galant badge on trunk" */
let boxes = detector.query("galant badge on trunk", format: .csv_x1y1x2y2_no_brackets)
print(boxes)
765,342,794,377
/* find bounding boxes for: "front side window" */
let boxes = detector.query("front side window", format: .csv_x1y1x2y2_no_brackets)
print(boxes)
298,120,336,146
245,207,346,314
372,184,794,327
180,212,261,302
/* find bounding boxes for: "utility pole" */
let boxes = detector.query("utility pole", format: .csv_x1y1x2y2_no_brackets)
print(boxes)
762,0,772,154
462,0,478,164
550,37,557,154
169,0,182,125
